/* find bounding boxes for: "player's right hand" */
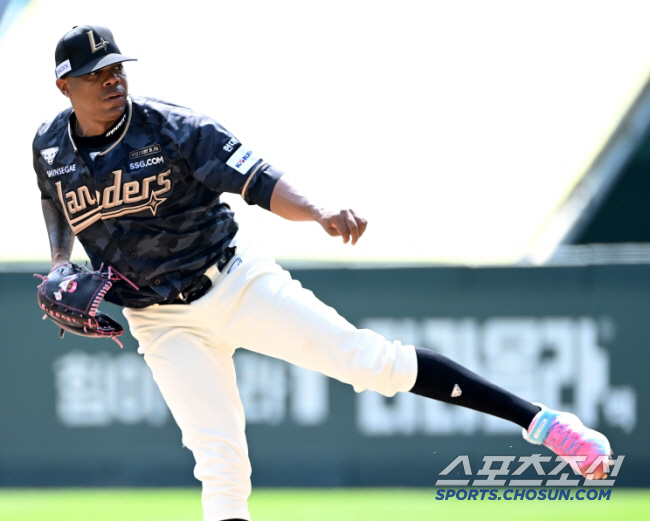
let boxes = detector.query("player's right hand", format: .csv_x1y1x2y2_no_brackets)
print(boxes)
317,208,367,245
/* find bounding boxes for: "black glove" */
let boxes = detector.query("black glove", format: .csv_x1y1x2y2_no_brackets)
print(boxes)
35,263,138,347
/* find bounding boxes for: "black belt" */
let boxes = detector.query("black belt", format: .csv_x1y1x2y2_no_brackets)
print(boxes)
161,247,236,305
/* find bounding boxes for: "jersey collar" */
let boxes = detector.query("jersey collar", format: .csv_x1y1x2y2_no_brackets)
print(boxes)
67,96,133,156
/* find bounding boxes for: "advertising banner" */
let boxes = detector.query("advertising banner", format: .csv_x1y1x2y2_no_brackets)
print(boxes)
0,265,645,486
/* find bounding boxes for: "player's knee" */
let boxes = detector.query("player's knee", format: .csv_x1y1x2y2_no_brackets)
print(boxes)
340,330,417,396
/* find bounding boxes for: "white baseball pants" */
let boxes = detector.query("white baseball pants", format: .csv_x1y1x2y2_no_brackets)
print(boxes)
123,244,418,521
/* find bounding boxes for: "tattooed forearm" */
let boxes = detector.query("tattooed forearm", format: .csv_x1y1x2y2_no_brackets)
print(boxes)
41,199,74,269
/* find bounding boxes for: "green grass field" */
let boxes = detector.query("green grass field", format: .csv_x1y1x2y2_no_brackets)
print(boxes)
0,488,648,521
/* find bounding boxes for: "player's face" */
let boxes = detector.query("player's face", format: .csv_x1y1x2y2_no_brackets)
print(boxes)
59,63,129,126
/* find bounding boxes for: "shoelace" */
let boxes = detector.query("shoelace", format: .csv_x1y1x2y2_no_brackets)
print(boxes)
546,421,587,455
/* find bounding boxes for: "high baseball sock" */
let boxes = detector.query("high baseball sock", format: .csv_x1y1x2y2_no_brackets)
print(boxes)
409,347,540,429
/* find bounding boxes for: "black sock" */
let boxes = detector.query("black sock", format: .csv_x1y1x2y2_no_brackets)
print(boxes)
409,347,540,429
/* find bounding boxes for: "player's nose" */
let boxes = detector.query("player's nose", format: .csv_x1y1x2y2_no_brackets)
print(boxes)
102,70,121,87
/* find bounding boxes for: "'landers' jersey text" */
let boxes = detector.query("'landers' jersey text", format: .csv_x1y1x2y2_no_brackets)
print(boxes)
56,169,172,233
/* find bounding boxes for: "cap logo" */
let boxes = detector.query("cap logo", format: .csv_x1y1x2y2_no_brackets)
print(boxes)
56,60,72,79
87,30,109,53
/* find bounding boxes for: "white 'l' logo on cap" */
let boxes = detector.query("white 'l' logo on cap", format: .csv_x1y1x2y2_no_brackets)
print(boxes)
87,30,108,53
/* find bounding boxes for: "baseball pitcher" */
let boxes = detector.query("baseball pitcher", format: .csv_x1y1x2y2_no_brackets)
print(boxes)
34,25,612,521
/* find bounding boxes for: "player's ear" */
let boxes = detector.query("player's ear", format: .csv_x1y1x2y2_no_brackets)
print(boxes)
55,78,71,98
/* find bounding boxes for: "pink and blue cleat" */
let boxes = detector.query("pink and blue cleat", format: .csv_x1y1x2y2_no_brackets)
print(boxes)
523,404,612,480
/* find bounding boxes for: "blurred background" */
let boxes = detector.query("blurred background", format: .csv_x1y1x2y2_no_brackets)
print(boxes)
1,0,649,509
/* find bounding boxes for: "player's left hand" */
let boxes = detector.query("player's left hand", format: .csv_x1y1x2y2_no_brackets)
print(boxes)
317,209,367,245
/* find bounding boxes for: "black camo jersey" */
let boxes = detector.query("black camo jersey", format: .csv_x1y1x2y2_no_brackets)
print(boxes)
33,95,282,308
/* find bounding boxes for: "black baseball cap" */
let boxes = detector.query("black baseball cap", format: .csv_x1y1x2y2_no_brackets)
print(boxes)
55,25,136,79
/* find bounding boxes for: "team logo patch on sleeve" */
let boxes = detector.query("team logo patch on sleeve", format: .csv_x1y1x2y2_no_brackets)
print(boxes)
40,147,60,165
226,147,259,175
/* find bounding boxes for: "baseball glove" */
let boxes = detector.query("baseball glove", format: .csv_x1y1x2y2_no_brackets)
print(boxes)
35,263,139,348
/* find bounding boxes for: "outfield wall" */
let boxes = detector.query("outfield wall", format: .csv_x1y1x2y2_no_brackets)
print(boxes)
0,265,645,487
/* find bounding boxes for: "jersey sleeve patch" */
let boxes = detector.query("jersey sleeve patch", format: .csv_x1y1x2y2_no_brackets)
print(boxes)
226,147,260,175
